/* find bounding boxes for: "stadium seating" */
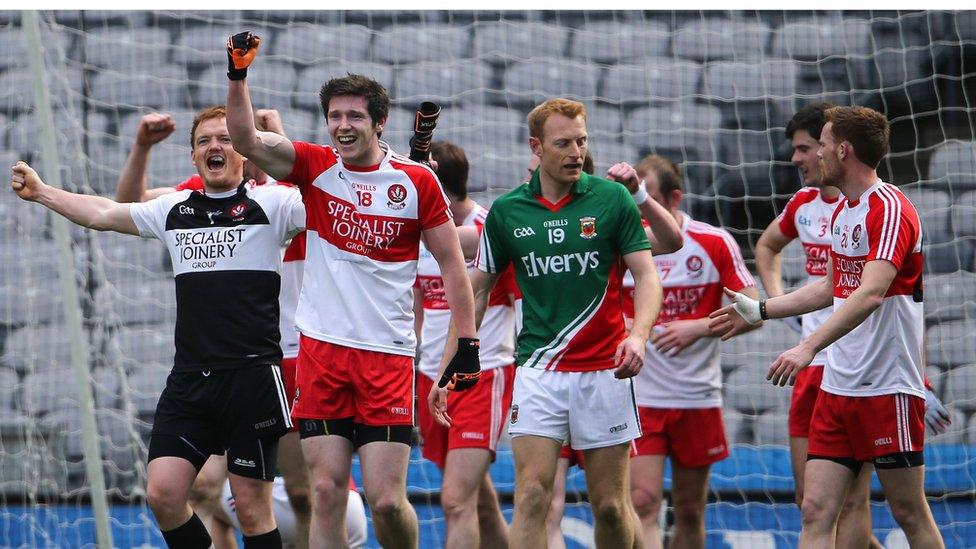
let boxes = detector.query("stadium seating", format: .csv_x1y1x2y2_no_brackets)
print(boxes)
373,24,472,64
723,367,791,415
925,271,976,325
927,140,976,192
602,59,702,107
928,321,976,369
568,21,670,64
673,20,771,62
944,364,976,414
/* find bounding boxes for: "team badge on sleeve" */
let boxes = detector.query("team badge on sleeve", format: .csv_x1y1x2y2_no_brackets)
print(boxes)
510,404,519,424
579,216,597,239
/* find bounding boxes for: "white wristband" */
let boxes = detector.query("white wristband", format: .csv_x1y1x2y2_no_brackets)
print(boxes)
631,181,648,204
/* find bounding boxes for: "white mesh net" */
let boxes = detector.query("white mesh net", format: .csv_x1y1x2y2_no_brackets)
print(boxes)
1,9,975,548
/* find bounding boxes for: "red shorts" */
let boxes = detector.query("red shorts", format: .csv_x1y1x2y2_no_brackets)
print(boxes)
417,365,515,469
789,365,824,438
633,407,729,468
808,392,925,462
559,444,586,469
291,336,414,426
281,357,299,432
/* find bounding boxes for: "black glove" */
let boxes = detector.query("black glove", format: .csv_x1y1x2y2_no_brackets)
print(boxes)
226,31,261,81
438,338,481,391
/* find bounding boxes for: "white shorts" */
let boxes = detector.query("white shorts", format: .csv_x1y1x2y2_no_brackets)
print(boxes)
508,367,641,450
220,478,367,548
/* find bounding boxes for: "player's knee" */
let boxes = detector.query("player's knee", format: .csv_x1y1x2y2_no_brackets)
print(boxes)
672,499,705,527
887,499,926,532
310,475,346,507
233,497,273,535
147,480,186,519
367,492,408,522
590,498,628,529
800,495,838,529
630,486,663,520
188,470,224,507
514,480,552,518
441,484,477,520
283,480,311,516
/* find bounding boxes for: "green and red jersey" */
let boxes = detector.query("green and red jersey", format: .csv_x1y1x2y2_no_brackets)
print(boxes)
475,171,651,372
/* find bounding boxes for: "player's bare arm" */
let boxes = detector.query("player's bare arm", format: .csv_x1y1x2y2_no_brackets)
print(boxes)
429,267,499,428
456,225,480,261
616,249,660,379
225,32,296,181
424,220,477,339
709,258,833,339
606,161,683,254
12,161,138,235
115,112,178,202
767,259,897,386
755,219,794,298
651,317,713,357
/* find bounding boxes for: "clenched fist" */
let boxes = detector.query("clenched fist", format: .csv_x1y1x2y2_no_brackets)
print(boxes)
135,112,176,147
227,31,261,81
11,161,44,202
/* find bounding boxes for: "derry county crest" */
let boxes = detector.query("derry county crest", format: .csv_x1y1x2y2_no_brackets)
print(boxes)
579,216,597,239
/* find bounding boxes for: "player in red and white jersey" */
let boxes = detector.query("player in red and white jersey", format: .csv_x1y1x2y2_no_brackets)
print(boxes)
712,106,943,548
619,155,759,549
114,109,317,549
414,141,515,548
227,39,478,547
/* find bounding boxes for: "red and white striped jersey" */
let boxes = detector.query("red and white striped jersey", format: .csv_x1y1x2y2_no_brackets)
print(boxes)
624,215,755,408
776,186,841,367
286,141,452,356
174,175,305,359
415,204,516,379
825,181,925,398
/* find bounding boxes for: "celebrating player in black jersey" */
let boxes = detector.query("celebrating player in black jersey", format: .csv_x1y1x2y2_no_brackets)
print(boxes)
10,106,305,549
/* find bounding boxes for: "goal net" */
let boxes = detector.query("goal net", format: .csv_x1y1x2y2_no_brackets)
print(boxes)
1,9,974,548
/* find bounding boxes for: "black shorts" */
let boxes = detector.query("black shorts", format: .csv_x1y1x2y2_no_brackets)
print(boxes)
149,364,291,457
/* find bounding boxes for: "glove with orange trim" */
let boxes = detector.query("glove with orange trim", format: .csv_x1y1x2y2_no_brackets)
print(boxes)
226,31,261,81
439,338,481,391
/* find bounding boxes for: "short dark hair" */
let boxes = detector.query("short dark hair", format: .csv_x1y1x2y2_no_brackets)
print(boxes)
190,105,226,146
318,74,390,127
430,141,469,200
637,154,683,195
825,106,890,169
786,102,835,141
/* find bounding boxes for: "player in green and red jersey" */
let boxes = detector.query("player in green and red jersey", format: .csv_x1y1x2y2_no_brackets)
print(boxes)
431,98,662,548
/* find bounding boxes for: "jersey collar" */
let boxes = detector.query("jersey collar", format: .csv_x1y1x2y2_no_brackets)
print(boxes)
527,170,592,212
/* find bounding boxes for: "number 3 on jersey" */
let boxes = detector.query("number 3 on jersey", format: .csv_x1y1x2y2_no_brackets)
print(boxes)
356,190,373,207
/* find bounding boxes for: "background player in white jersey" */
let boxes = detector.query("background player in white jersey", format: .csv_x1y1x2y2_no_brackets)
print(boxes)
215,477,367,549
415,141,514,549
225,33,477,549
113,109,316,549
10,106,305,548
616,155,758,549
712,106,943,548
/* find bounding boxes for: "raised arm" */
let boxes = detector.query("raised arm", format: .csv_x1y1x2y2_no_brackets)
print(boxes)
12,162,138,235
754,219,794,298
115,112,179,202
606,162,683,254
226,32,295,181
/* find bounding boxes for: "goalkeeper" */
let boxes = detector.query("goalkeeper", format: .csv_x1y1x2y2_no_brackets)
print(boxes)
431,98,662,548
10,106,305,549
225,31,477,549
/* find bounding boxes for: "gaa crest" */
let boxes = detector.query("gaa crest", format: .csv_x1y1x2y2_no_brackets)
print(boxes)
851,224,862,246
229,203,246,219
579,216,597,239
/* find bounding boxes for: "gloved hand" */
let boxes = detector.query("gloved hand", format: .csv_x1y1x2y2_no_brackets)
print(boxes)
227,31,261,81
438,338,481,391
924,387,951,435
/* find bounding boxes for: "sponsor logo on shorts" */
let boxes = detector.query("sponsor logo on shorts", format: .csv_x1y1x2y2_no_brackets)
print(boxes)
707,444,726,456
233,458,256,468
609,422,628,434
461,432,485,440
390,406,410,416
875,455,896,464
254,418,277,429
874,437,893,446
510,405,519,424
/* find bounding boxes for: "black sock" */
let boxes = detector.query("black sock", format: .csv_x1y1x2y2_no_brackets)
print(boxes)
243,528,282,549
160,512,211,549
